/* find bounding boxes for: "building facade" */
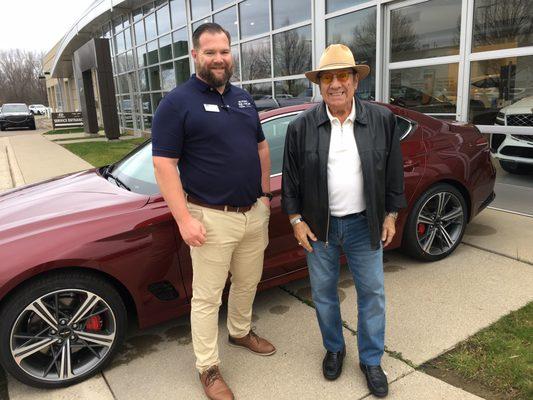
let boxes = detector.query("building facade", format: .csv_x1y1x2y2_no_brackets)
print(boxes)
45,0,533,136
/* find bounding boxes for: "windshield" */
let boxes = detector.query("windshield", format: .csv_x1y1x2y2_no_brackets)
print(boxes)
2,104,28,113
109,141,161,195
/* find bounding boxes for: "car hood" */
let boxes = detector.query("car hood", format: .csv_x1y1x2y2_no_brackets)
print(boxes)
0,170,149,243
500,96,533,114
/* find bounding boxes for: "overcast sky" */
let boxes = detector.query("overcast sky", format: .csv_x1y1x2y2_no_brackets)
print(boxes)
0,0,96,53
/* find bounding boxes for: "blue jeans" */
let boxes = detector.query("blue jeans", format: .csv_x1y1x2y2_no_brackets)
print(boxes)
306,213,385,366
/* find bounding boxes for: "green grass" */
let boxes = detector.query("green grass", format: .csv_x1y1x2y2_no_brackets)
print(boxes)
440,302,532,399
62,137,147,167
44,127,87,135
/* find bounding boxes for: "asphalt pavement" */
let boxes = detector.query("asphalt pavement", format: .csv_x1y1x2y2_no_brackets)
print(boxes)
1,128,532,399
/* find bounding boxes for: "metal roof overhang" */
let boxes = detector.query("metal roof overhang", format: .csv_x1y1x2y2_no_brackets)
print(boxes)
50,0,149,78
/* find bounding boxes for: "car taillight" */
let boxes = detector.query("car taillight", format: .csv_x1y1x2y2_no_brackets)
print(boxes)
475,136,489,148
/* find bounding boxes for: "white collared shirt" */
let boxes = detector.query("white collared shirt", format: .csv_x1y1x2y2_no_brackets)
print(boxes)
326,100,366,217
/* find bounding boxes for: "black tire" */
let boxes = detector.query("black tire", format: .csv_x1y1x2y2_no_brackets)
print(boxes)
29,121,36,130
402,183,467,262
0,124,4,131
499,160,532,175
0,272,126,388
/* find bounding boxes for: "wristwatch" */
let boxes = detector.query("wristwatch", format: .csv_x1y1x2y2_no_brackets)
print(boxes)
386,211,399,220
261,192,273,201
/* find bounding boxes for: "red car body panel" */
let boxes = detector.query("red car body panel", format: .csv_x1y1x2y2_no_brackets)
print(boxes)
0,103,496,329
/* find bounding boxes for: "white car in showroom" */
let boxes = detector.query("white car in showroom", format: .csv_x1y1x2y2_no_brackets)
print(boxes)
492,96,533,174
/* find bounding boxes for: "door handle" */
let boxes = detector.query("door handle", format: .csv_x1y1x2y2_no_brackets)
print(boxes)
403,159,420,172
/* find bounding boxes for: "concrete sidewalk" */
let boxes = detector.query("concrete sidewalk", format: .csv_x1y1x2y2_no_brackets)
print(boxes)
1,133,532,399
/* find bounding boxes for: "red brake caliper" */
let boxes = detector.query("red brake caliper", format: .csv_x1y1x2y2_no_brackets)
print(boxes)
417,223,426,236
85,315,103,332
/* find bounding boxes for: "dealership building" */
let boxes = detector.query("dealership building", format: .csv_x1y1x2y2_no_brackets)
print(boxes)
44,0,533,138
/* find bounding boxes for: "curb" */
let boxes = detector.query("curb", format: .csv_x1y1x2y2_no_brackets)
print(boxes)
5,139,25,187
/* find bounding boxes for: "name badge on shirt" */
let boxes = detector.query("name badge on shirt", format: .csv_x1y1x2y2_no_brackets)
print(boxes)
204,104,220,112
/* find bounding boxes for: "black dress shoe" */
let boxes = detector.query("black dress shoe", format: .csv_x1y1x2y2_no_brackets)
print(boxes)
322,347,346,380
359,363,388,397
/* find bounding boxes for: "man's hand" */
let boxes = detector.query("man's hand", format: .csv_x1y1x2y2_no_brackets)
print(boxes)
178,215,206,247
293,221,317,252
381,215,396,247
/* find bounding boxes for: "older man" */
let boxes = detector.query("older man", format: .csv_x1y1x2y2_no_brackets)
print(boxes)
282,44,406,398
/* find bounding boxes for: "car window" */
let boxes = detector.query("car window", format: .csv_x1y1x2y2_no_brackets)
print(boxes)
261,113,300,175
2,104,28,113
396,115,415,141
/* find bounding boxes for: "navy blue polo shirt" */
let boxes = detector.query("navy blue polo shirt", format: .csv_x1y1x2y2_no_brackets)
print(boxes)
151,74,265,207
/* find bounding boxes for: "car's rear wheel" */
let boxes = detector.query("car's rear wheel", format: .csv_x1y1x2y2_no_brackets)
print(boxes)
499,160,532,174
402,183,467,261
29,121,36,130
0,272,126,388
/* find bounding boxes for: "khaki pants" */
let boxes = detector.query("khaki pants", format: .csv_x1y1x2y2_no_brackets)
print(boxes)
188,199,270,372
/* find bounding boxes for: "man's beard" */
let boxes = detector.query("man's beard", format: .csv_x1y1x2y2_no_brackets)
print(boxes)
196,62,233,88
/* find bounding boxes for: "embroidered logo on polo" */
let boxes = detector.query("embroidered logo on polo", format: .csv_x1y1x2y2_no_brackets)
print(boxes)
237,99,253,108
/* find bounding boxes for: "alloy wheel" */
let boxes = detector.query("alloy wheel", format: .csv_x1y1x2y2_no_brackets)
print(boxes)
415,191,465,256
9,289,116,382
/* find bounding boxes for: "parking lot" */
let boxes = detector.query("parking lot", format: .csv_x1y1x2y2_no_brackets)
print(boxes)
1,128,532,399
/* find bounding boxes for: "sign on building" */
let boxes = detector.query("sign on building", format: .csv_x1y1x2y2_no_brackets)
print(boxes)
51,112,84,129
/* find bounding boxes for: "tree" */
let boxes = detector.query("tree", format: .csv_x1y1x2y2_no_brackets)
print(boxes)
0,49,47,105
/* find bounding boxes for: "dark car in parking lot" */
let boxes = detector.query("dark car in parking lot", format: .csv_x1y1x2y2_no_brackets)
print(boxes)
0,103,495,389
0,103,36,131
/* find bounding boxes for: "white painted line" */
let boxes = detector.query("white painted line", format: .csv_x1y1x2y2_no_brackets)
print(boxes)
487,206,533,218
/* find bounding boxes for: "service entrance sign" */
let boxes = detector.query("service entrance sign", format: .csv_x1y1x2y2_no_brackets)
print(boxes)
51,112,84,129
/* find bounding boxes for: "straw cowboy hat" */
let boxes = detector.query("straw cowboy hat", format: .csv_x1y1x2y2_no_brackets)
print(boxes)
305,44,370,84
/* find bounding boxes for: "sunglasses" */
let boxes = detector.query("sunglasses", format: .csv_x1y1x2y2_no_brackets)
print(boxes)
319,71,353,84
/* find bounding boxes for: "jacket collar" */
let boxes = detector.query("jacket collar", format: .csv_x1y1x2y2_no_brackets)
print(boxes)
316,95,368,126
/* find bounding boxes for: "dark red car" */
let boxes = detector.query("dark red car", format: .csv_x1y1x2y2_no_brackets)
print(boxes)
0,103,495,388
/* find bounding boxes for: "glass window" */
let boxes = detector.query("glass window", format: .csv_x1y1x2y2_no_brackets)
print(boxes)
120,95,132,113
126,50,135,71
214,6,238,41
241,37,271,81
123,15,130,29
472,0,533,52
133,7,143,22
191,0,211,20
469,56,533,125
147,40,159,65
145,13,158,41
231,45,240,82
134,21,146,44
243,82,273,112
239,0,269,39
272,0,311,30
155,0,166,7
152,92,163,112
390,0,461,63
192,17,212,33
213,0,231,10
327,7,376,100
142,93,152,113
143,3,155,14
113,17,123,33
390,64,458,115
170,0,187,28
117,53,128,73
149,66,161,91
124,28,132,49
103,23,111,39
115,32,126,53
273,25,312,77
172,28,189,58
161,62,176,91
274,79,312,104
140,69,150,91
144,115,153,129
175,58,190,84
156,5,171,34
326,0,367,14
137,45,147,67
262,114,299,174
159,34,173,61
118,74,129,94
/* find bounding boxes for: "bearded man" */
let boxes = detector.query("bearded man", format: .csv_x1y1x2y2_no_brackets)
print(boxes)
151,23,275,400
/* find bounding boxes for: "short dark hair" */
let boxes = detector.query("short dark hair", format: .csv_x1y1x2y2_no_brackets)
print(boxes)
192,23,231,49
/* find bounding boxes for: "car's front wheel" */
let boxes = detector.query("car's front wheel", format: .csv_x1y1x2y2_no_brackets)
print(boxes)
0,272,126,388
402,183,467,261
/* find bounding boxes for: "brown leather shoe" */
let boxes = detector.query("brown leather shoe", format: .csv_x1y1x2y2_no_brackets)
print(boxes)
199,366,234,400
228,330,276,356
